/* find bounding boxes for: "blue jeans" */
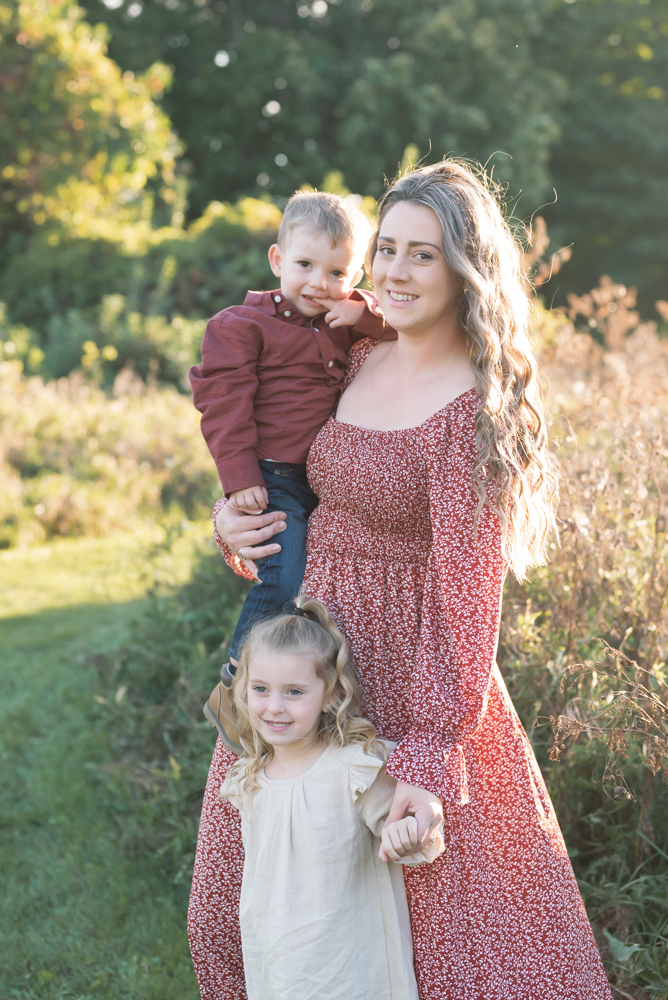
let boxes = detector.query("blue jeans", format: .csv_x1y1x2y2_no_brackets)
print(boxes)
228,461,319,661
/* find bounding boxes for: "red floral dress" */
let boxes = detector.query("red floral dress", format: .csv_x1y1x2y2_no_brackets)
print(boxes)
188,340,612,1000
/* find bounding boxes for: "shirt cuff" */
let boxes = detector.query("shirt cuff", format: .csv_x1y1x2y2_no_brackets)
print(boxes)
217,453,264,497
385,730,470,806
349,289,394,340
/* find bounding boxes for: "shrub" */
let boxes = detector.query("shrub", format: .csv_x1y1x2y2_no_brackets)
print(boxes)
3,197,280,333
499,289,668,996
0,360,218,548
89,542,249,883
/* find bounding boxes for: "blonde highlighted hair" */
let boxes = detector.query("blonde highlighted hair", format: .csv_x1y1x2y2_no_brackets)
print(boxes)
368,159,559,580
229,596,380,797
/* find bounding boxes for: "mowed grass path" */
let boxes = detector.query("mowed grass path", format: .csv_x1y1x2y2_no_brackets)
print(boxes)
0,529,210,999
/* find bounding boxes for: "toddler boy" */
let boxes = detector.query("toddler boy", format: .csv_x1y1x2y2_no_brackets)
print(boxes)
190,191,395,665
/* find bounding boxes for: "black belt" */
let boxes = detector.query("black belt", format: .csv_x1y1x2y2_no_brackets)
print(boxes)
260,460,307,478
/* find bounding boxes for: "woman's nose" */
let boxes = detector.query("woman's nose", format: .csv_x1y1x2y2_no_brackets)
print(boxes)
386,253,409,281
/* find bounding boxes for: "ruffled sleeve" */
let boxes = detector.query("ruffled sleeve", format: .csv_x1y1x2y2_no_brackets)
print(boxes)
341,740,395,837
218,761,246,812
384,394,506,805
346,741,445,866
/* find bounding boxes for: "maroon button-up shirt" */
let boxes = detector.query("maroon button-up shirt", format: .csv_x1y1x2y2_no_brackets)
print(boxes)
189,288,396,495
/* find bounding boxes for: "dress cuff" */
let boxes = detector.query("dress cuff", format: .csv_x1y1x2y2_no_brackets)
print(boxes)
385,729,470,806
212,498,257,581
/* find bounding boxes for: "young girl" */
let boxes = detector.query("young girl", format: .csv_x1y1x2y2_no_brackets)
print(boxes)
219,596,444,1000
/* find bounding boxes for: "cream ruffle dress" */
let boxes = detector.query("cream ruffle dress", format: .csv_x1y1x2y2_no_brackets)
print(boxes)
219,740,443,1000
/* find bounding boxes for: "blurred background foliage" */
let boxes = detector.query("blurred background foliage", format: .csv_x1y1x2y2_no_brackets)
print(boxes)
1,1,668,996
1,0,667,376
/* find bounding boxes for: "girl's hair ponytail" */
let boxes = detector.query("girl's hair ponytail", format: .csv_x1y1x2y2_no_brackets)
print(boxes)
230,596,381,797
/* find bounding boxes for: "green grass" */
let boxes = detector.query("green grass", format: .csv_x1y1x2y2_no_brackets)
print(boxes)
0,529,210,999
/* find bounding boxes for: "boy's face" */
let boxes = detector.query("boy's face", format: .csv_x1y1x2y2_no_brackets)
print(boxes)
268,225,364,318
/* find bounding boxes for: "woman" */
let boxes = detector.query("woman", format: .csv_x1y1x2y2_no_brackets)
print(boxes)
188,161,612,999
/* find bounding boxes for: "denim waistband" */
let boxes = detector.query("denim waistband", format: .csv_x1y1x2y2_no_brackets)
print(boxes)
259,460,309,483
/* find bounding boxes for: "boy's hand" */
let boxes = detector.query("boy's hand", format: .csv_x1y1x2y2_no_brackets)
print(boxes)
379,816,419,863
228,485,269,515
320,296,366,329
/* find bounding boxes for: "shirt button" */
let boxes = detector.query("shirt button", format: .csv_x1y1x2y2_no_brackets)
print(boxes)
327,360,334,368
274,295,281,303
284,310,291,317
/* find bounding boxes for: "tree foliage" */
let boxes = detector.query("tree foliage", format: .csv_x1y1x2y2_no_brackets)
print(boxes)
80,0,668,309
538,0,668,314
85,0,561,212
0,0,179,254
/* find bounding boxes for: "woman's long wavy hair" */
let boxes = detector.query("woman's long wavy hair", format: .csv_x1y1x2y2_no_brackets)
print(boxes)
368,159,559,580
229,596,381,799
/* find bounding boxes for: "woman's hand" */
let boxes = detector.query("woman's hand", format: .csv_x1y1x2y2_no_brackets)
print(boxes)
379,781,443,861
215,501,287,580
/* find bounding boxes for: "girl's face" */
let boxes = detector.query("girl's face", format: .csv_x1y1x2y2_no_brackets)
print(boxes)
371,201,463,337
246,648,327,750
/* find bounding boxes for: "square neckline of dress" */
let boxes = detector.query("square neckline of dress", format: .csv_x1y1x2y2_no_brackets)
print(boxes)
331,335,478,433
332,384,478,435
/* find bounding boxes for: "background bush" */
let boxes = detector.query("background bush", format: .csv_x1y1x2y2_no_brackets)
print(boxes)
0,359,219,548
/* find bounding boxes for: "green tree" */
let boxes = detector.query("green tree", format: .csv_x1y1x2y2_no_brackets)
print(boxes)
538,0,668,313
83,0,560,216
0,0,179,255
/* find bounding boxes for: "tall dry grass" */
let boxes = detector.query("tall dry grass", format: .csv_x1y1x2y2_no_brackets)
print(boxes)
499,279,668,997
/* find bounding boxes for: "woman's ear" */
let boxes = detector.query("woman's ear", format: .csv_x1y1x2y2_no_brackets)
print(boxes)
268,243,283,277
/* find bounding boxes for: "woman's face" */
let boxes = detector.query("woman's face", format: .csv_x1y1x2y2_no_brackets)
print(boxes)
371,201,463,337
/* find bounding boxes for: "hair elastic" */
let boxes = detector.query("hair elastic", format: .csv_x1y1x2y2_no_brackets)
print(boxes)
283,600,316,622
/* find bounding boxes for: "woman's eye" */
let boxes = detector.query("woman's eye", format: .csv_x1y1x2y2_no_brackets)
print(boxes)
252,685,268,693
287,688,303,696
414,252,432,262
378,245,394,256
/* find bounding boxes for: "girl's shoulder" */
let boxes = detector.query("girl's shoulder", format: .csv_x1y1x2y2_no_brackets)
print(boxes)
330,739,396,803
218,762,244,810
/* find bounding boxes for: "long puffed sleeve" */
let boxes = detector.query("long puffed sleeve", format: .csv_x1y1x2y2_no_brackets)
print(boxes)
384,396,506,804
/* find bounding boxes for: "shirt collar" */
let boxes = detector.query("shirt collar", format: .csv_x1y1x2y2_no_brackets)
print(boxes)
243,289,312,326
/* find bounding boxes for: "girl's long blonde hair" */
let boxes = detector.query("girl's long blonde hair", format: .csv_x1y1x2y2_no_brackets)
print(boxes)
368,159,559,581
229,597,380,798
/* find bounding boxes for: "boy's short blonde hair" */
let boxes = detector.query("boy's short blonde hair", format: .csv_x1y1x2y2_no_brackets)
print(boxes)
278,190,372,263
